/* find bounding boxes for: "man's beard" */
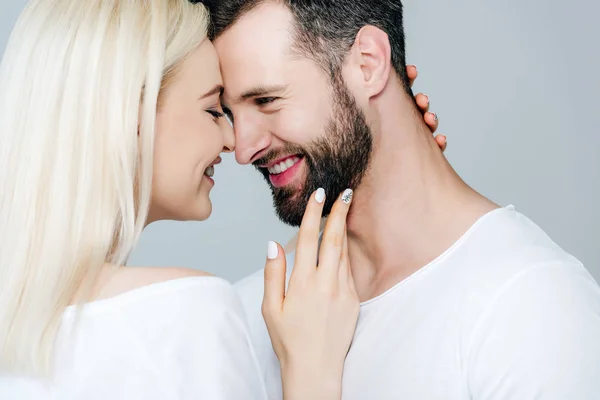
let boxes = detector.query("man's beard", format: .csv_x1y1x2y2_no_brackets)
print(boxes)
254,78,373,227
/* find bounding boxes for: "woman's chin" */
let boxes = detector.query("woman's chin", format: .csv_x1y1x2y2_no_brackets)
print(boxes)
174,196,212,221
192,199,212,222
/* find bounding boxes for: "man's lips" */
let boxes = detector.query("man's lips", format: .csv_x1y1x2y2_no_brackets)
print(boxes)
263,155,302,175
258,154,302,169
265,156,304,188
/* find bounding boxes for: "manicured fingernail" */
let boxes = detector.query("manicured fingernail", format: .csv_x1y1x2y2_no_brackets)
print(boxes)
267,241,278,260
432,113,438,121
315,188,325,203
423,94,429,104
341,189,353,204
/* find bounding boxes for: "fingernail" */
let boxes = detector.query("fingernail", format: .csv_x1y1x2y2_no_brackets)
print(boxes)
433,113,438,121
423,94,429,104
315,188,325,203
267,241,278,260
341,189,353,204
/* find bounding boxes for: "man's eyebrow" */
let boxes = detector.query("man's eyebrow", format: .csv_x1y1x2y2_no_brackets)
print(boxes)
239,85,288,101
199,84,224,100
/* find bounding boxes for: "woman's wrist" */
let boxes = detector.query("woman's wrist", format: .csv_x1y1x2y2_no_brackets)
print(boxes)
281,361,344,400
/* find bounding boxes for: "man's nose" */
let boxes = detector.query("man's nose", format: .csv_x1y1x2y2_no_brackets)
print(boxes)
220,117,235,153
233,114,272,165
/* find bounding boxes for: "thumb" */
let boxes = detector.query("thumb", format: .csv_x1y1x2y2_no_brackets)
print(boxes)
262,241,287,315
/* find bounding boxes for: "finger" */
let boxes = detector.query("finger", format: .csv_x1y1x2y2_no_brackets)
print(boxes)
339,232,359,298
318,189,353,286
348,265,358,298
435,134,447,152
338,228,350,287
292,188,326,280
263,241,287,315
424,112,438,133
406,64,418,87
415,93,430,114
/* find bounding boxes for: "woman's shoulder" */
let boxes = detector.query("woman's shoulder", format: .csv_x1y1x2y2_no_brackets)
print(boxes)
71,266,240,317
102,265,215,294
52,269,262,399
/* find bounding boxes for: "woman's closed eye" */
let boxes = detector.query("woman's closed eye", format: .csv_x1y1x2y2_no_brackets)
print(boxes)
206,108,225,121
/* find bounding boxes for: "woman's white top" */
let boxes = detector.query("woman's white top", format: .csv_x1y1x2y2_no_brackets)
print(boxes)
0,276,268,399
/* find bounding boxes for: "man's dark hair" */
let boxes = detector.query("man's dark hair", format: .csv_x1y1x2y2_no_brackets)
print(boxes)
198,0,413,95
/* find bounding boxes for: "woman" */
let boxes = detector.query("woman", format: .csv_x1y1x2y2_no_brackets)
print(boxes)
0,0,443,398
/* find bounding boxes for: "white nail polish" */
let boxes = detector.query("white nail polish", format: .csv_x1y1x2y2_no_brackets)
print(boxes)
342,189,353,204
315,188,325,203
267,241,278,260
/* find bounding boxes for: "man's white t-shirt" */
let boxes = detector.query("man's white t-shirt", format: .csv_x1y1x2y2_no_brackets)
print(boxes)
235,206,600,399
0,276,268,400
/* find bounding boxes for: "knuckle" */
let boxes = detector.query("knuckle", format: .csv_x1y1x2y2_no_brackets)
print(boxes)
261,301,277,318
333,233,344,248
323,231,343,249
261,301,270,316
297,237,319,250
332,234,344,249
261,305,270,320
340,290,359,306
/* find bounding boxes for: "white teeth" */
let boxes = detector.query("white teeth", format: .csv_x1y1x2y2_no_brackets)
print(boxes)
204,166,214,177
268,157,300,175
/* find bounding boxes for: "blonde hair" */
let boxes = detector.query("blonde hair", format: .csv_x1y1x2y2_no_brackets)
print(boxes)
0,0,210,375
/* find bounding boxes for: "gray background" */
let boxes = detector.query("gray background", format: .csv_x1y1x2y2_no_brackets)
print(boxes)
1,0,598,283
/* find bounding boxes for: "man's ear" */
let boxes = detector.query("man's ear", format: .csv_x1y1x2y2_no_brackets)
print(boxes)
352,25,393,98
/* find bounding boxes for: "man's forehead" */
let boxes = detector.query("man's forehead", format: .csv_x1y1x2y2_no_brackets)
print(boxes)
214,6,297,103
214,2,294,48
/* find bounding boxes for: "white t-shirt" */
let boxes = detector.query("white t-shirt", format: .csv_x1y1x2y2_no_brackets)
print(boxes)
235,206,600,399
0,276,268,400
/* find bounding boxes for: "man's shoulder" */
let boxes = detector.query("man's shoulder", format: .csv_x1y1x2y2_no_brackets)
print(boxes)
457,205,584,274
439,206,596,335
465,258,600,398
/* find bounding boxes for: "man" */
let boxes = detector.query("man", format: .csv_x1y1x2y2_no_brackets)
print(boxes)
204,0,600,398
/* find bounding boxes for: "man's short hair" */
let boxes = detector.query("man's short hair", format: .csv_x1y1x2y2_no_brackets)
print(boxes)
200,0,412,95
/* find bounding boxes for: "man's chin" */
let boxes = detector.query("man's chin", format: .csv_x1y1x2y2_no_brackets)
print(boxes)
272,189,310,227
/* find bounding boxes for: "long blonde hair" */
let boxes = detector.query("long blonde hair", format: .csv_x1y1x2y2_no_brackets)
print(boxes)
0,0,210,375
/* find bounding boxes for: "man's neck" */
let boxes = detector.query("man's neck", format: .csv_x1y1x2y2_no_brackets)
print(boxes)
347,106,497,302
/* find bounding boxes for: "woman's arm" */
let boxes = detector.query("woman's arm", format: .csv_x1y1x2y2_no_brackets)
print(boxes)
263,188,358,400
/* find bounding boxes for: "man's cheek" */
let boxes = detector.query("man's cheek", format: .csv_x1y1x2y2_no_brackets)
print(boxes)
272,113,320,145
